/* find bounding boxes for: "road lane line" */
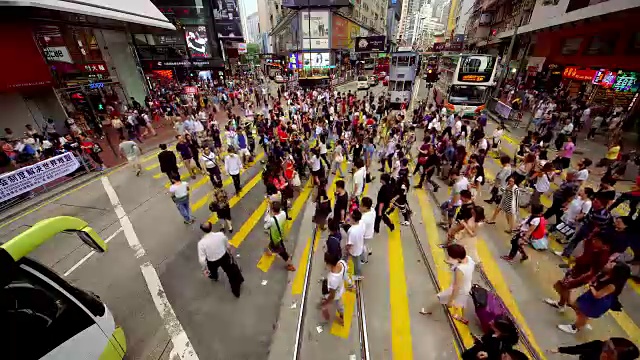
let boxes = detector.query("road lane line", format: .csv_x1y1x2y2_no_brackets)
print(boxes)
475,239,545,359
63,227,123,276
257,179,314,272
195,171,262,213
164,152,264,189
483,166,640,342
387,212,414,359
229,201,269,247
291,169,346,295
416,191,476,348
140,261,200,360
101,176,146,259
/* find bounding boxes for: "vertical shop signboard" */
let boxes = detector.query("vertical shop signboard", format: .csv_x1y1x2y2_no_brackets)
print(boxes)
331,14,349,49
612,71,639,93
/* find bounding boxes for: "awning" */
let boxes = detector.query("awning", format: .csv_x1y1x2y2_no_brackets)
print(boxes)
0,0,175,30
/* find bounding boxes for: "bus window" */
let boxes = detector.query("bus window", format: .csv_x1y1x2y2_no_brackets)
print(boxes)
397,56,409,67
404,81,413,91
409,56,416,66
389,80,396,90
1,264,96,359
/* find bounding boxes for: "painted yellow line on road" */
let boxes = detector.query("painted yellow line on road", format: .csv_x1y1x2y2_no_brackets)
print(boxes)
165,152,264,189
198,172,263,215
141,145,175,163
331,289,356,338
483,166,640,341
475,238,546,360
416,191,475,349
257,179,314,272
387,212,414,359
229,201,269,248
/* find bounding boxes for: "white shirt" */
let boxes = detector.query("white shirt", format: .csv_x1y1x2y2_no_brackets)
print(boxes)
201,152,218,169
563,198,592,225
575,168,589,182
353,167,366,197
169,181,189,198
224,154,242,175
451,177,470,206
361,209,375,239
534,172,552,193
310,155,321,171
327,260,347,299
478,138,488,151
197,232,229,269
561,123,574,134
347,222,365,256
454,120,462,134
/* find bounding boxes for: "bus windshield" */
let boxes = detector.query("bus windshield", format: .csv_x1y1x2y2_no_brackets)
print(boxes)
448,85,487,106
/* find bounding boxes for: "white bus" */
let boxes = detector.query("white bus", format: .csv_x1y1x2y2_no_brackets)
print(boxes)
388,50,420,107
434,53,499,117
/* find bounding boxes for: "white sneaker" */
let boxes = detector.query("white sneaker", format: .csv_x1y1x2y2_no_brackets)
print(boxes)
557,324,577,334
554,251,565,257
401,221,410,226
543,298,565,312
353,275,364,281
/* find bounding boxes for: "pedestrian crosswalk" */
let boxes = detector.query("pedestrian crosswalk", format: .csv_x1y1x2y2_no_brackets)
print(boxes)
135,141,640,360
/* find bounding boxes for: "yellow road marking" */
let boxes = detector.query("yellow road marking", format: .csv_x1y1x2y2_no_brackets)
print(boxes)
483,166,640,342
416,191,475,349
229,201,269,248
291,167,347,295
475,238,546,359
257,179,314,272
165,152,264,189
330,290,356,338
387,212,414,359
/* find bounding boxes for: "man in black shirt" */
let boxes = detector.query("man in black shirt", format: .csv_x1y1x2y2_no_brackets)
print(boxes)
374,173,395,233
333,180,349,224
157,143,179,181
415,146,440,191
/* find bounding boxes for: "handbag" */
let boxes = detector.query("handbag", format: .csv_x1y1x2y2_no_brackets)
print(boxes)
470,284,489,309
292,172,301,187
209,201,219,212
92,143,103,154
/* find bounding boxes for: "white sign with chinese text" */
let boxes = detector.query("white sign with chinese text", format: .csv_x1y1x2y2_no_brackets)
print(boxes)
0,153,80,202
44,46,73,64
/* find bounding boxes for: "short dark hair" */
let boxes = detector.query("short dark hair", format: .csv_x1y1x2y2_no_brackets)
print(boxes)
336,180,345,189
328,219,340,233
460,189,472,200
500,155,512,165
351,209,362,222
271,201,281,213
200,221,213,233
530,203,544,215
361,197,373,209
324,251,340,266
159,144,167,150
446,244,466,260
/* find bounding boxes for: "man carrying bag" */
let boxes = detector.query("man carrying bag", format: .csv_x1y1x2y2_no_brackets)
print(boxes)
197,222,244,297
263,201,296,271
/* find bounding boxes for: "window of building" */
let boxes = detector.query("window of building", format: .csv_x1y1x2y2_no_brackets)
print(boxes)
560,37,583,55
627,32,640,55
566,0,611,13
584,33,617,55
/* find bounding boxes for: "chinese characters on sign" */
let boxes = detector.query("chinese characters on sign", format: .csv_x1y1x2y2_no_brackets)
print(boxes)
461,74,487,82
612,71,639,93
0,153,80,202
562,67,597,81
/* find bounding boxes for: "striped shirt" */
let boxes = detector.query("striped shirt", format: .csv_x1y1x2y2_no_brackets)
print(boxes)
584,208,613,231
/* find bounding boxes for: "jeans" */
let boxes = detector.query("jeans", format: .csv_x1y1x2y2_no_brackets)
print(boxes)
175,197,191,221
351,254,362,276
332,160,344,176
231,173,241,194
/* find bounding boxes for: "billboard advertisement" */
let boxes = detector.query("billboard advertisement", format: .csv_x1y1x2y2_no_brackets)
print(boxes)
303,38,330,49
302,52,331,68
331,14,349,49
302,11,329,38
185,26,211,58
355,36,386,52
215,20,244,40
347,22,360,49
282,0,352,7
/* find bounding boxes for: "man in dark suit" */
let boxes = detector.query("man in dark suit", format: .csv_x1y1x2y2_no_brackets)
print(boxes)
157,143,179,181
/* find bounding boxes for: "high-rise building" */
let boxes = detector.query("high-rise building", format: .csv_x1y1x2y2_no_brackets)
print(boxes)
246,12,261,44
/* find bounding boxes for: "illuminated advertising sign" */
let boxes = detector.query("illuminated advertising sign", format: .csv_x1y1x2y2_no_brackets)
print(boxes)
302,52,330,68
461,74,487,82
355,36,386,52
612,71,639,93
185,26,211,58
562,66,597,81
288,53,300,69
592,69,617,89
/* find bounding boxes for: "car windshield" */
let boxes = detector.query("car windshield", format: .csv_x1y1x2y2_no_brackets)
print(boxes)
358,76,368,81
448,85,487,106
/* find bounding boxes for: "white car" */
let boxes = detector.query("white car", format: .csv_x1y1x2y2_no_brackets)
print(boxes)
274,75,285,83
357,76,370,90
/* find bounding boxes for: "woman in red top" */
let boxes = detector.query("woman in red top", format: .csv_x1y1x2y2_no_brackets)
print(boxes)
78,133,106,171
272,170,292,219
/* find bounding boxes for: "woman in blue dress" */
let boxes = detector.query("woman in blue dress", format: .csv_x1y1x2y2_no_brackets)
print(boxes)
558,262,631,334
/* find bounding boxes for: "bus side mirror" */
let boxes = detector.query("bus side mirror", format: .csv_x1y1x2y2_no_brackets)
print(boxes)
77,227,107,253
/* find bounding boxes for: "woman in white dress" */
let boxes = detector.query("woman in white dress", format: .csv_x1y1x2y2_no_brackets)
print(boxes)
420,244,475,324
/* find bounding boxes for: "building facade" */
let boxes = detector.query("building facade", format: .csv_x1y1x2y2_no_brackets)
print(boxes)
0,1,173,141
246,12,261,45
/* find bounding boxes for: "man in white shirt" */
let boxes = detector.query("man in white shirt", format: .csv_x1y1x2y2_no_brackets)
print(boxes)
353,159,366,200
197,221,242,297
441,169,469,227
224,147,243,194
359,197,375,264
346,209,365,280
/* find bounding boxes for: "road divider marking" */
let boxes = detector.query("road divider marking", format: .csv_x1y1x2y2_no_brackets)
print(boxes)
102,176,145,259
416,191,475,349
330,288,356,338
204,173,264,226
257,179,314,272
387,212,414,359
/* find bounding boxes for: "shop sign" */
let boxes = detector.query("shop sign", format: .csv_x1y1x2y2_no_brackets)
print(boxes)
433,42,445,52
461,74,487,82
0,153,80,203
44,46,73,64
79,63,108,73
612,71,639,93
89,82,104,89
592,69,617,88
446,42,463,52
562,66,597,81
355,36,386,52
184,86,198,94
237,43,247,54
